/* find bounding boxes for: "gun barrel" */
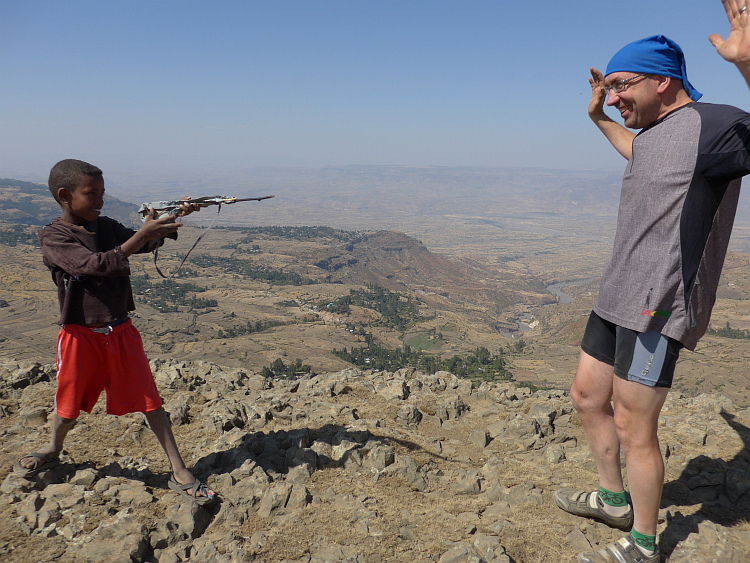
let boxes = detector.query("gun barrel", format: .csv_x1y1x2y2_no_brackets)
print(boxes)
228,195,275,203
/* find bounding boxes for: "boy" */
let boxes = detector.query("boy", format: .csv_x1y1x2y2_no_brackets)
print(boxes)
14,159,215,505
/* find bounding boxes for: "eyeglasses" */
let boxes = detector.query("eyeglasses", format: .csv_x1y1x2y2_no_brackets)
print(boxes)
604,73,648,95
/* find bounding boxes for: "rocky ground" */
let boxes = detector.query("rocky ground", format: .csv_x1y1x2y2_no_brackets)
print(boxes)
0,359,749,563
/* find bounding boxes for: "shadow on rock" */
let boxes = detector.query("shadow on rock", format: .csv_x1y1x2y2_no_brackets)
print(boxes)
190,422,439,483
660,410,750,557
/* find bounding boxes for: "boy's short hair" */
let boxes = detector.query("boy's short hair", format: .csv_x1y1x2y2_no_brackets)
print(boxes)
48,159,103,203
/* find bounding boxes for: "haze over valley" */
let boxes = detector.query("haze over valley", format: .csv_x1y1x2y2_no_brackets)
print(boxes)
3,166,750,409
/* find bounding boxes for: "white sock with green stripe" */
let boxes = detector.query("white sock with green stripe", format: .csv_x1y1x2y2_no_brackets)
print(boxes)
631,529,657,555
597,486,630,517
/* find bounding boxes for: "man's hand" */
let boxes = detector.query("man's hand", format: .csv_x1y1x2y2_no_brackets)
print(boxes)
710,0,750,70
588,67,609,120
587,67,636,160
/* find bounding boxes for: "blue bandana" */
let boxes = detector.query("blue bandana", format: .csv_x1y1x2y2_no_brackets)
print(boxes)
605,35,702,101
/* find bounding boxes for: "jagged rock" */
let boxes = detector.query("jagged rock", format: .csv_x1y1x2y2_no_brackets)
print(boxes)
453,472,482,495
1,472,38,495
383,455,429,491
565,527,592,551
443,395,469,420
543,443,566,464
309,544,364,562
485,419,508,439
668,520,750,562
0,361,55,390
362,444,395,473
65,510,149,562
377,379,409,400
164,501,212,539
164,395,191,427
469,429,490,448
69,467,99,488
287,483,312,510
439,537,512,563
15,492,45,533
258,482,294,517
396,404,423,425
18,406,48,426
42,483,85,510
150,519,184,550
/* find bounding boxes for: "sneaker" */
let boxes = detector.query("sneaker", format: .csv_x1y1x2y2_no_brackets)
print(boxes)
553,488,634,531
578,535,659,563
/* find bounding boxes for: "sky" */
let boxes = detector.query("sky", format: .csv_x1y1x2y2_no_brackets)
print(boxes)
2,0,749,183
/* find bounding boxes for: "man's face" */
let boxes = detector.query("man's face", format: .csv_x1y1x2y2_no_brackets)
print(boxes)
604,72,662,129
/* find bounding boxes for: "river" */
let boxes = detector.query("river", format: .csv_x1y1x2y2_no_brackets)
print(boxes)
546,277,599,304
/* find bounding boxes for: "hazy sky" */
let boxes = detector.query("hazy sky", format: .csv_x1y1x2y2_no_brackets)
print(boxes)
2,0,748,181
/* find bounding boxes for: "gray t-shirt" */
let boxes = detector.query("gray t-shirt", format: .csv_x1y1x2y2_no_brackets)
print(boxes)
594,102,750,350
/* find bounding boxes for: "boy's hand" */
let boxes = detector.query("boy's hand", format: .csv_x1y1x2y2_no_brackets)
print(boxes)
176,197,201,218
120,208,182,256
141,207,182,238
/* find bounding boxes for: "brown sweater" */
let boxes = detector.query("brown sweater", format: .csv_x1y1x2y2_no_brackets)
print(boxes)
39,217,161,325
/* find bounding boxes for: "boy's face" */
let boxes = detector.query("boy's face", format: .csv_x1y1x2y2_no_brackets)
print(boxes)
59,175,105,225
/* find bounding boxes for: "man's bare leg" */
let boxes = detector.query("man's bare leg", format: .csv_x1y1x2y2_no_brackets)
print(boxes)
612,377,669,536
144,407,215,499
570,350,624,492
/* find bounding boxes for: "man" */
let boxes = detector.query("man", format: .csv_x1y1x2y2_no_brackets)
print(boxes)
554,3,750,562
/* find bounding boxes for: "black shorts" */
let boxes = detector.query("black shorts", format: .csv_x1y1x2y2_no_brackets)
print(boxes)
581,311,682,388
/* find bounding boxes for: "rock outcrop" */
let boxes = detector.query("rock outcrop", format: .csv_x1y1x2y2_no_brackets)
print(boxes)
1,358,749,562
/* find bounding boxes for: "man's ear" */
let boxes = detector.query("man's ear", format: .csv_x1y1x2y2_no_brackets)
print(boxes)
655,75,672,94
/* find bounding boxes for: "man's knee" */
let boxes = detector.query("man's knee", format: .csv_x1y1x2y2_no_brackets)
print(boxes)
570,351,615,412
612,408,660,453
569,381,587,411
570,377,611,414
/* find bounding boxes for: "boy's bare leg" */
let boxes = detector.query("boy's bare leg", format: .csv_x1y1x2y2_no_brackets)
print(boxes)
18,413,76,469
144,407,215,499
612,377,669,536
570,350,625,492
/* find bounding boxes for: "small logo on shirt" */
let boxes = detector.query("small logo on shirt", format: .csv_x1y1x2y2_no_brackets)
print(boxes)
641,308,671,319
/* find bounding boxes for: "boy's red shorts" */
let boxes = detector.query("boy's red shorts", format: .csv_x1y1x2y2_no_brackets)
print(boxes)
55,319,163,419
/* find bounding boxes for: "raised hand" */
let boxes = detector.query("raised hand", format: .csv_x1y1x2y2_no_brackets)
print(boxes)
709,0,750,66
589,67,608,119
587,67,636,160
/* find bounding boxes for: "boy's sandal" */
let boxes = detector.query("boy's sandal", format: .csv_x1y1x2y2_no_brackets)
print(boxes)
13,452,59,478
578,535,660,563
554,488,633,531
168,474,216,506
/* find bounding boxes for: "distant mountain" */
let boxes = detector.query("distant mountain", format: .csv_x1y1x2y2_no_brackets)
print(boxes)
312,229,554,319
0,178,140,226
